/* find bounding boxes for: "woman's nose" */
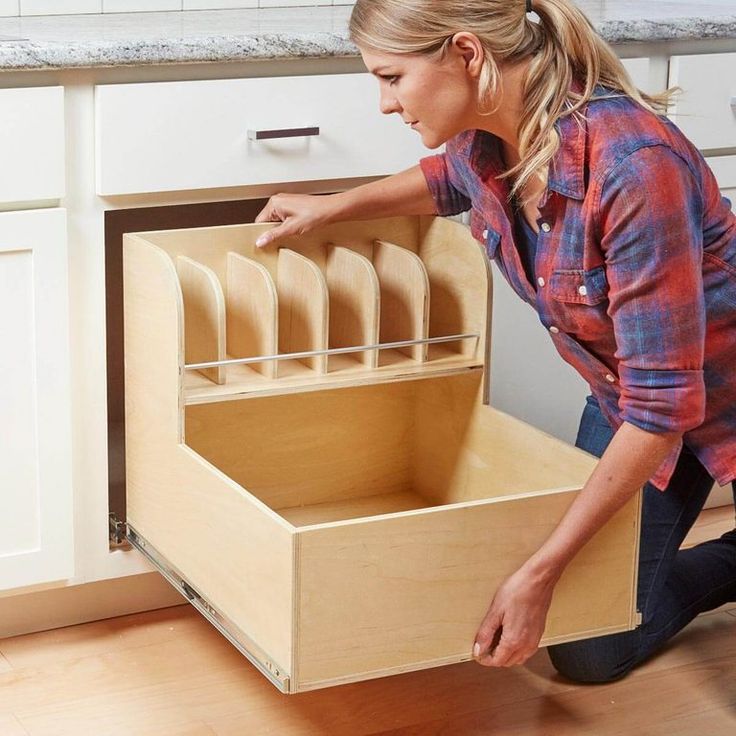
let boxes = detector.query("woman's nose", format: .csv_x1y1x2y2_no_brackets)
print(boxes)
379,92,402,116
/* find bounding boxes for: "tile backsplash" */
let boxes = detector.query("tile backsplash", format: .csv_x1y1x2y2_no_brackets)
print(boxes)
0,0,355,16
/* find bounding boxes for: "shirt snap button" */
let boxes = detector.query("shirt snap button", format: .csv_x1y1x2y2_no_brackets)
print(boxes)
605,373,616,383
537,277,546,287
578,285,588,296
540,222,551,233
549,326,560,334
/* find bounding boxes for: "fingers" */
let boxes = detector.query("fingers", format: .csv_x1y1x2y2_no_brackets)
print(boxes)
473,613,502,663
255,223,289,249
474,621,537,668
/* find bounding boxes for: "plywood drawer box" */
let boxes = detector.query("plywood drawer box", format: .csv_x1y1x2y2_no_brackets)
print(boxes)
668,52,736,151
123,216,641,693
96,74,428,196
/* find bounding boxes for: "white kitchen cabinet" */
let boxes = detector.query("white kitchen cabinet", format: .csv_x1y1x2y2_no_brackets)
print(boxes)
668,52,736,151
0,86,65,204
0,208,74,593
620,57,653,92
95,74,429,196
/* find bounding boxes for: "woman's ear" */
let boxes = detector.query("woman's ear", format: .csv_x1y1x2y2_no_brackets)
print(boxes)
449,32,485,77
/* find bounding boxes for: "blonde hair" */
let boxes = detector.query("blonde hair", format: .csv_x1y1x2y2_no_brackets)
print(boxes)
349,0,676,202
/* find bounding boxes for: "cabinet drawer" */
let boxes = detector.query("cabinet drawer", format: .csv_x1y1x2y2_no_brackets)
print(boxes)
123,217,640,693
708,155,736,190
668,53,736,151
96,74,429,196
707,156,736,211
0,86,65,204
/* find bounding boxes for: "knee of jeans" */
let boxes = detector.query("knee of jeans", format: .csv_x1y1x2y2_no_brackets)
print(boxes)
547,641,634,684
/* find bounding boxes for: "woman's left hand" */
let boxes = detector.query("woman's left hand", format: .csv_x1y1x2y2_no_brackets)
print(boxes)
473,564,558,668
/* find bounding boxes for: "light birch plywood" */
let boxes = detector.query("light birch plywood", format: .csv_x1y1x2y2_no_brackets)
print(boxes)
136,216,485,403
277,248,329,375
124,235,294,682
225,252,278,379
294,488,641,690
124,217,640,693
412,374,599,503
176,256,226,385
417,216,492,362
185,381,416,513
373,239,430,363
325,244,380,369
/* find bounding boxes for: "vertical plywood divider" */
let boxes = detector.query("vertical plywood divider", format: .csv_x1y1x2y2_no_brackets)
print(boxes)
176,256,226,385
373,239,430,362
325,244,381,368
226,252,279,379
277,248,329,374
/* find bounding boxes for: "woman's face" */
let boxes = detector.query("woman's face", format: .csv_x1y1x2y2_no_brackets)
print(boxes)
360,40,483,150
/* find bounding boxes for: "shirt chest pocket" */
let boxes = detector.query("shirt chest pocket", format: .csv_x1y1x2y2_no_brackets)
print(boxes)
549,266,608,305
547,266,610,335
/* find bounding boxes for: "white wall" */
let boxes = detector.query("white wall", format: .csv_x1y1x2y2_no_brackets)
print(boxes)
0,0,355,15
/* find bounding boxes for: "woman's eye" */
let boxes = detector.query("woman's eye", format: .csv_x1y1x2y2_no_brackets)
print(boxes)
382,74,399,85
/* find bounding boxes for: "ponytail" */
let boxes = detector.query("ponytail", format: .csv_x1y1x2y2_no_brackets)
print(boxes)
349,0,677,202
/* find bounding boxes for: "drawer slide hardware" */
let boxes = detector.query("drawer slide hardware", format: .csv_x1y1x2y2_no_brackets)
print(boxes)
108,512,129,547
186,332,480,371
126,524,290,693
247,126,319,141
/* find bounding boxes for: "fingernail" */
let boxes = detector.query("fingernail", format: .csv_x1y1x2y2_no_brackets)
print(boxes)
473,642,480,658
255,235,268,248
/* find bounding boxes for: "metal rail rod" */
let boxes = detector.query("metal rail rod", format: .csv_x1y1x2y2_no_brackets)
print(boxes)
185,333,480,371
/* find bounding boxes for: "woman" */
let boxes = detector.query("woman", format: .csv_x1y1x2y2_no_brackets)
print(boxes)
255,0,736,683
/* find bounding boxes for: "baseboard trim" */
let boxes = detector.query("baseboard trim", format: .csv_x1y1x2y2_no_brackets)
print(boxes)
0,572,186,639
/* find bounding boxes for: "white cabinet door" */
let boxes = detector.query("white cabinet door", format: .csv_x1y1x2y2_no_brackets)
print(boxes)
0,86,65,204
0,208,73,592
668,52,736,151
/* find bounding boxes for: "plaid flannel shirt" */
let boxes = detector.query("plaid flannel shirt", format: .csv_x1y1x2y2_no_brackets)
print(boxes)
420,89,736,490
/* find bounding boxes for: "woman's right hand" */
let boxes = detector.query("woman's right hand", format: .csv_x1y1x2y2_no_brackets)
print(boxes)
254,192,341,249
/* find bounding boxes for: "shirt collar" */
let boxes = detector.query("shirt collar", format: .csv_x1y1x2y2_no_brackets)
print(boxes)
547,110,586,201
468,85,590,203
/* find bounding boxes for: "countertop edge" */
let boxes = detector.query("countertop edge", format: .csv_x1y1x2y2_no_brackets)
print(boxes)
0,16,734,72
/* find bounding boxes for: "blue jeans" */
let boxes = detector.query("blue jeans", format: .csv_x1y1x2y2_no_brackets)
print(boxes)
547,394,736,683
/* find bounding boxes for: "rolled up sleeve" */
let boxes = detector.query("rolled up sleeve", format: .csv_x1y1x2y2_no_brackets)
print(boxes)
419,139,472,217
598,144,706,435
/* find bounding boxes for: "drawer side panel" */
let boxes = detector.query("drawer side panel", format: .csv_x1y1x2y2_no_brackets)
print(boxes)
123,234,295,675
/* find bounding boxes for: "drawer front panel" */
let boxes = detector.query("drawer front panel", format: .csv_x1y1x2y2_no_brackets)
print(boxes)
620,57,651,93
708,155,736,190
0,86,65,204
96,74,429,196
295,489,640,691
669,53,736,151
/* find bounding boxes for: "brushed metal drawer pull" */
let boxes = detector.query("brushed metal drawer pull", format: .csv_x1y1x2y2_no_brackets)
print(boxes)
247,126,320,141
731,96,736,110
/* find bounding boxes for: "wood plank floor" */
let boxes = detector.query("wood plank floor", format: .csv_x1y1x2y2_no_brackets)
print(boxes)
1,506,734,736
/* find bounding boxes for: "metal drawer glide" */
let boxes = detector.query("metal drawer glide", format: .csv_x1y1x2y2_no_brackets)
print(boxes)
126,524,290,693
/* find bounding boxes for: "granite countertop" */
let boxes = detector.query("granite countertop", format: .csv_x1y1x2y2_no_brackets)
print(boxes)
0,1,734,71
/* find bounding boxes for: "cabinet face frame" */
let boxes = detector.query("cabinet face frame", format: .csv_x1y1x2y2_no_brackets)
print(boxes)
0,208,73,592
123,216,641,693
